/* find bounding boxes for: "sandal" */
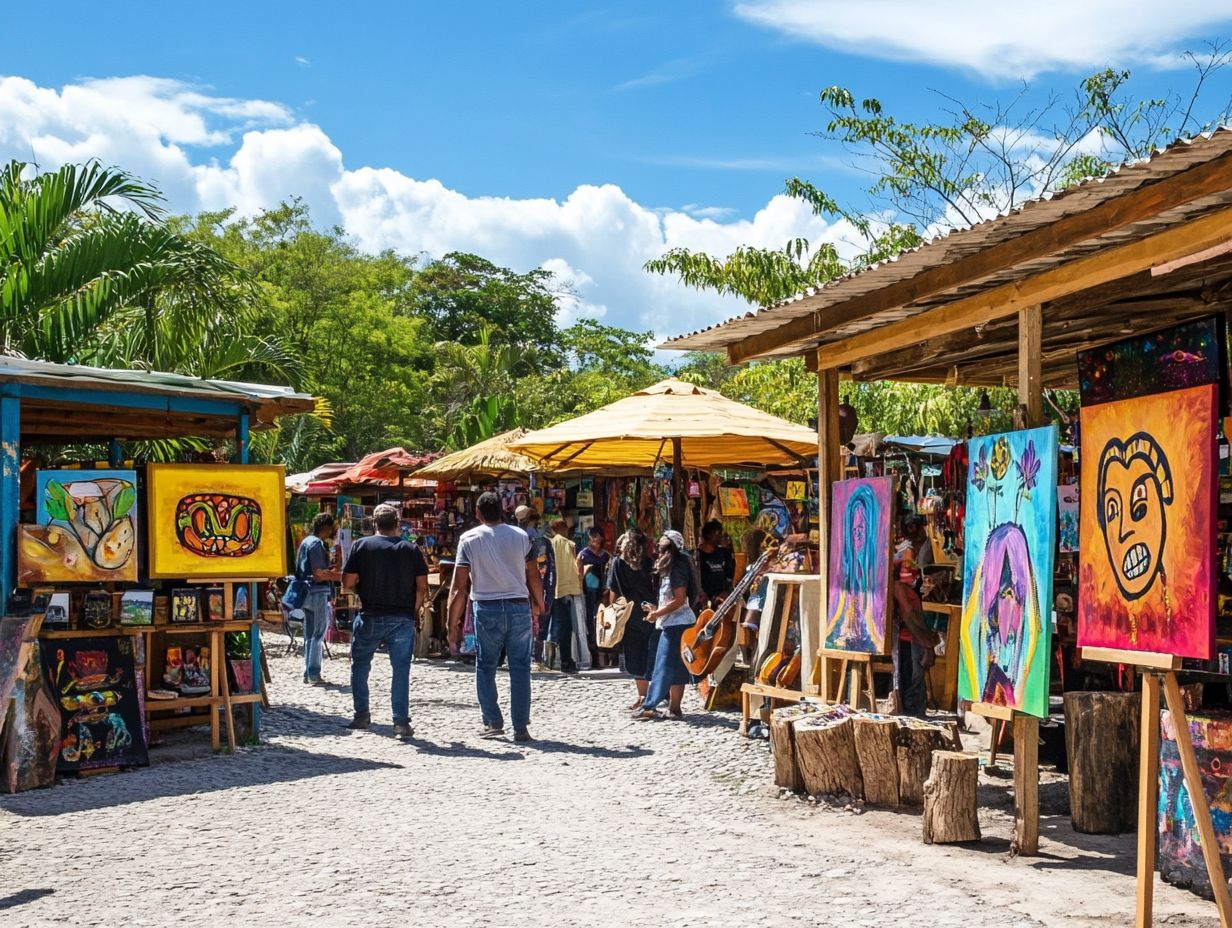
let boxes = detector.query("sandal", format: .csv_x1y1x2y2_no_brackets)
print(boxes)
633,709,662,721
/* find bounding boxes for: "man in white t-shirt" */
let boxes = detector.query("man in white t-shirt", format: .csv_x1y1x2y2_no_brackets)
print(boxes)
448,492,545,742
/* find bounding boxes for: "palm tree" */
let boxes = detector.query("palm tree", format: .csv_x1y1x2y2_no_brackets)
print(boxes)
0,159,296,384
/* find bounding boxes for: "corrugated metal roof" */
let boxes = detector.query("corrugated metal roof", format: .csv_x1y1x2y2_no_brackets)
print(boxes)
661,129,1232,356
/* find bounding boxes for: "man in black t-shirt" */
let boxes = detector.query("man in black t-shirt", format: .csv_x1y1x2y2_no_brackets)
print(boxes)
342,504,429,739
696,520,735,608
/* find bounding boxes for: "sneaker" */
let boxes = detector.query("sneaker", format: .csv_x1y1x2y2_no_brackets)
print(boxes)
480,726,506,740
306,676,325,686
345,713,371,730
560,663,579,675
393,722,414,741
513,728,534,743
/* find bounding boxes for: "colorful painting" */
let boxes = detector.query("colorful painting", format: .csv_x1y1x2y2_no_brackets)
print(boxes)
171,588,200,624
204,586,225,621
41,635,148,771
1157,709,1232,898
1058,484,1079,554
120,590,154,626
824,476,894,654
232,585,251,620
82,590,113,629
146,464,287,579
43,592,70,629
719,487,751,518
1078,384,1217,659
2,640,60,793
18,469,138,584
0,614,41,715
959,427,1057,717
1078,316,1227,407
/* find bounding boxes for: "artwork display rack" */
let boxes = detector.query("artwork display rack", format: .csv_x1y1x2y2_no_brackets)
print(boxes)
1079,647,1232,928
739,574,823,735
41,618,261,754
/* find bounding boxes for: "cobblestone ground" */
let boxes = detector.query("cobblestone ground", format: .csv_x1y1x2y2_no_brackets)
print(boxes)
0,639,1219,928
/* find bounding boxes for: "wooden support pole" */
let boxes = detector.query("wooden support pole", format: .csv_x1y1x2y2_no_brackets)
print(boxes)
670,436,684,532
0,395,18,618
1013,714,1041,856
1136,672,1162,928
1018,303,1043,427
1162,672,1232,926
817,364,841,611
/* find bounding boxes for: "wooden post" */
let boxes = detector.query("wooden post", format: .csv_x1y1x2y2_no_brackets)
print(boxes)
923,751,981,843
817,364,842,601
1018,303,1043,427
854,716,900,805
1064,691,1141,834
670,436,684,532
1013,714,1040,855
0,393,18,618
1136,672,1162,928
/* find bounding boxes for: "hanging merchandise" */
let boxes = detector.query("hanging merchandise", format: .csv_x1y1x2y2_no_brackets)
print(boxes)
786,480,806,501
655,481,671,536
718,486,750,517
754,488,791,539
684,498,697,551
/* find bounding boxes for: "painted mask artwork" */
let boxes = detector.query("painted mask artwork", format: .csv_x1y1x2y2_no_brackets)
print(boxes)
959,426,1057,718
19,470,139,584
1078,384,1217,660
146,464,287,580
824,476,894,654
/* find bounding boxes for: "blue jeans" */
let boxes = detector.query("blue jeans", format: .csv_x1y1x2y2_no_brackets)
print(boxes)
644,624,690,710
350,614,415,724
303,589,330,679
473,598,533,731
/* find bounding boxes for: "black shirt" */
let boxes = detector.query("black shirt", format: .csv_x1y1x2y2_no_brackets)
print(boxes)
342,534,429,615
606,555,656,607
697,546,735,597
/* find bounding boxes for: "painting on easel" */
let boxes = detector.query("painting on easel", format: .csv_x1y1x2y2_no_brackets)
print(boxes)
958,427,1058,718
823,476,894,654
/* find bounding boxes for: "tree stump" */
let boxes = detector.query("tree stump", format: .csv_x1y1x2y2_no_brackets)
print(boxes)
794,714,863,799
854,716,900,805
1063,691,1141,834
896,719,962,807
922,751,980,844
769,704,818,792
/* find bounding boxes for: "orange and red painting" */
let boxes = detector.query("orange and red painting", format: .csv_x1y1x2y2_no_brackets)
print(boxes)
1077,383,1217,659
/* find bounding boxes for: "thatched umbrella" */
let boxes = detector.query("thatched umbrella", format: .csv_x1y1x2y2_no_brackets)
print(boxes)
412,429,540,482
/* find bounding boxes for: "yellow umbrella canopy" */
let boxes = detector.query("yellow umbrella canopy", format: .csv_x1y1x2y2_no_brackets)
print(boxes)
412,428,540,481
509,378,818,470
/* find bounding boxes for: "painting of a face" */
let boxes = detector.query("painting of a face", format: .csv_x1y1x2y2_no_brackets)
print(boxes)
1097,435,1171,601
825,477,894,654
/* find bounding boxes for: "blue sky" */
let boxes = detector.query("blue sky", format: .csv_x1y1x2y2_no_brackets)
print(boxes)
4,1,1232,341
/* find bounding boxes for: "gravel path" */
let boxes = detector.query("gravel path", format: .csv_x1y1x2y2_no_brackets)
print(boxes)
0,639,1219,927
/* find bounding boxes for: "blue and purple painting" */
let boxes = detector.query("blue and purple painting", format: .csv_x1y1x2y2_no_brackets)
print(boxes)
1077,316,1227,408
824,476,894,654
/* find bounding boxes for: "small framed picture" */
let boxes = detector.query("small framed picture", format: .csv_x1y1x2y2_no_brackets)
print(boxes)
232,584,251,621
203,586,225,622
171,588,200,624
44,591,70,629
82,590,113,629
120,590,155,626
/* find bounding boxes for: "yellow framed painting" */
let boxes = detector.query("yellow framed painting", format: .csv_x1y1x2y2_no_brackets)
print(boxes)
146,464,287,580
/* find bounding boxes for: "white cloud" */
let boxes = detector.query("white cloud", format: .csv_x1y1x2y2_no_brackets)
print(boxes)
295,56,312,67
0,74,846,346
733,0,1232,78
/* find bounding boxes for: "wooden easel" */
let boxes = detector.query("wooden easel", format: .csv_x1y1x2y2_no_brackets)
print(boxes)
1082,647,1232,927
817,647,876,709
967,700,1039,855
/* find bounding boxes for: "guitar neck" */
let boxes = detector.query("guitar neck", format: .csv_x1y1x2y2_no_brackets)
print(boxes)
707,548,776,624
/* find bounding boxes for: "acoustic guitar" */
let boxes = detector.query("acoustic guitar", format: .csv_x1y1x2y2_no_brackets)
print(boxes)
681,544,776,677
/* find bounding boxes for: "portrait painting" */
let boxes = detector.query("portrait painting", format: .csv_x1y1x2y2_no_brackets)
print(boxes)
146,464,287,580
19,469,138,584
823,476,894,654
1078,383,1217,659
959,426,1057,717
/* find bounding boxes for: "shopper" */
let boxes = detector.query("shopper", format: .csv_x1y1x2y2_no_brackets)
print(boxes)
606,529,657,711
515,505,555,668
297,512,342,686
578,526,611,666
893,515,939,718
696,519,735,609
548,519,589,672
635,530,697,721
341,504,430,740
448,491,545,741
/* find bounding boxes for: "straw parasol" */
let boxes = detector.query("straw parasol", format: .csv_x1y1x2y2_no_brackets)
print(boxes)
412,428,540,482
509,378,818,527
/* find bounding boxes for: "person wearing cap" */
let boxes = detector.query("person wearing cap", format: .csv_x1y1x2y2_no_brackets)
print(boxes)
515,504,555,667
634,530,697,721
341,503,430,740
449,491,545,741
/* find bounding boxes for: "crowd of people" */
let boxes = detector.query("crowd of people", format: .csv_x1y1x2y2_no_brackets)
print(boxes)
289,491,940,741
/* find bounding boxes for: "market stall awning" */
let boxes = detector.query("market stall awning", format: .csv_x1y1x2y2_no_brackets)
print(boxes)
883,435,957,458
412,429,540,481
508,378,818,470
335,447,438,487
286,462,356,494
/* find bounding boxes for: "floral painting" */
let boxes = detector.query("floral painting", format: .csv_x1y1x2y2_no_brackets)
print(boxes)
19,470,138,584
824,476,894,654
959,426,1057,718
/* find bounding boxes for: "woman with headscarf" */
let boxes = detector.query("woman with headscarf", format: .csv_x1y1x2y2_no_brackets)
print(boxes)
606,529,657,710
635,530,697,721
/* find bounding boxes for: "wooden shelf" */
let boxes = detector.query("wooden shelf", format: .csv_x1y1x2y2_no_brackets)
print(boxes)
741,681,813,702
146,692,262,711
41,620,257,640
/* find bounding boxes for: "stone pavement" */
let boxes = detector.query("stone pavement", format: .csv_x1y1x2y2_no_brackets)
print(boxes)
0,640,1220,928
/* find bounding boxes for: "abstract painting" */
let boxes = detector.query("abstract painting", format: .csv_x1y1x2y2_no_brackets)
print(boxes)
1058,484,1079,554
18,469,138,584
719,487,750,517
2,641,60,793
959,426,1058,718
146,464,287,579
41,634,148,772
171,588,200,624
1078,384,1217,659
1078,316,1227,407
824,476,894,654
0,614,41,715
1157,708,1232,898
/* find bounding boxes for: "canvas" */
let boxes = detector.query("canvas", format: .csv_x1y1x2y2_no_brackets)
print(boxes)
146,464,287,580
171,588,200,624
959,427,1058,718
0,614,41,714
232,585,251,620
41,634,149,771
1,641,60,793
204,587,225,621
1058,484,1079,555
719,487,750,517
44,593,70,629
120,590,154,626
19,470,138,584
1077,316,1227,407
824,476,894,654
1078,384,1217,659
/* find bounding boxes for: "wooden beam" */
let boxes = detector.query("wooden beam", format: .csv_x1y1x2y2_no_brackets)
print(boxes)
727,152,1232,362
817,204,1232,370
1019,304,1042,427
817,366,841,616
